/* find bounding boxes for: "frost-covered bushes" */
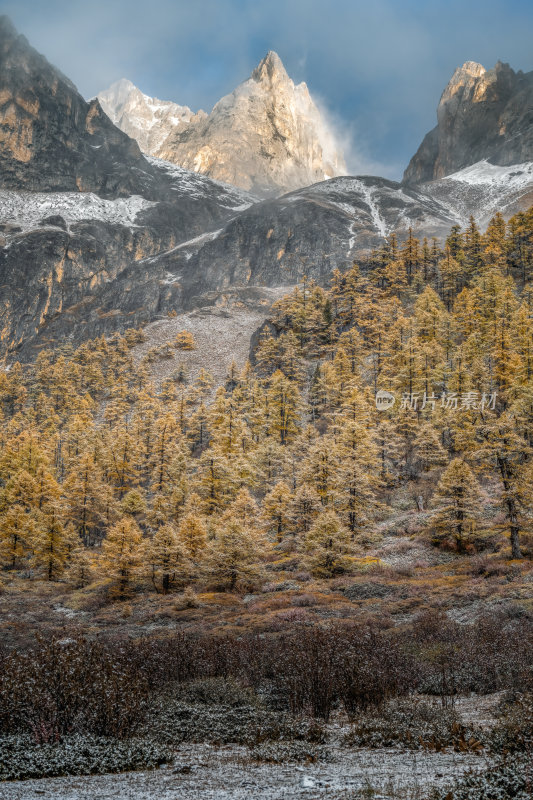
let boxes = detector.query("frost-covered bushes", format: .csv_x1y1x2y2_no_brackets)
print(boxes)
272,626,418,720
146,700,286,746
143,678,327,748
0,735,171,781
249,741,328,763
344,698,483,751
487,693,533,754
144,679,283,746
412,612,533,697
0,616,531,757
174,677,260,708
431,756,532,800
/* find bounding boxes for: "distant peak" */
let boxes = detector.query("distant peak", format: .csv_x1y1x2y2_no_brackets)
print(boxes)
97,79,141,113
112,78,136,90
0,15,18,40
101,78,137,96
458,61,486,77
251,51,289,83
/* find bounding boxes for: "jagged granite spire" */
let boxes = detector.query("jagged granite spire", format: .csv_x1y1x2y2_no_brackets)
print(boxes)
437,61,486,120
251,50,290,83
99,51,346,196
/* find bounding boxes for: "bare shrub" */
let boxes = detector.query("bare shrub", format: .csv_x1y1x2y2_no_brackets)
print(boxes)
0,636,149,740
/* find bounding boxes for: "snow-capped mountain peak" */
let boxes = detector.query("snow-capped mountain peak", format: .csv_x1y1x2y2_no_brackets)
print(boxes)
98,52,346,197
98,80,207,156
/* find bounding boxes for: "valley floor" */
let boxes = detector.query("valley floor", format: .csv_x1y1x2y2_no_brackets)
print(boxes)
0,744,486,800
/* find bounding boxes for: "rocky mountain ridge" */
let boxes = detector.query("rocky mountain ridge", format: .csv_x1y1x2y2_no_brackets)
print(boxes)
12,158,532,359
1,16,533,360
404,59,533,184
0,16,162,199
98,52,346,197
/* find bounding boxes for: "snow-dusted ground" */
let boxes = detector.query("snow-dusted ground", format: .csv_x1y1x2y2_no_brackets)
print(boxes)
0,744,487,799
355,181,389,238
1,696,500,799
447,160,533,188
0,191,157,233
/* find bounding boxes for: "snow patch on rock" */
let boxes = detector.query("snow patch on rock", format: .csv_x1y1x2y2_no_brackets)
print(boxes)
0,191,157,233
424,160,533,225
147,157,257,210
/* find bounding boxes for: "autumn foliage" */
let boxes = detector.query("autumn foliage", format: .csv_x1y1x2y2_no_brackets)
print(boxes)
0,208,532,597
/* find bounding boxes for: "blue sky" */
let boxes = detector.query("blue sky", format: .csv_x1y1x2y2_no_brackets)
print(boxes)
2,0,533,178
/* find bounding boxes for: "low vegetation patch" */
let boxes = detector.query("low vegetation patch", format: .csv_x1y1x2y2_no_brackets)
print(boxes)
0,734,171,781
430,755,532,800
249,740,327,763
0,615,530,779
344,698,482,752
487,692,533,754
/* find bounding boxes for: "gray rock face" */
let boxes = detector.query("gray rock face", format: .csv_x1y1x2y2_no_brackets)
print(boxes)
0,175,442,357
404,61,533,184
0,157,255,356
99,52,346,197
156,165,533,305
20,160,533,357
0,16,162,199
